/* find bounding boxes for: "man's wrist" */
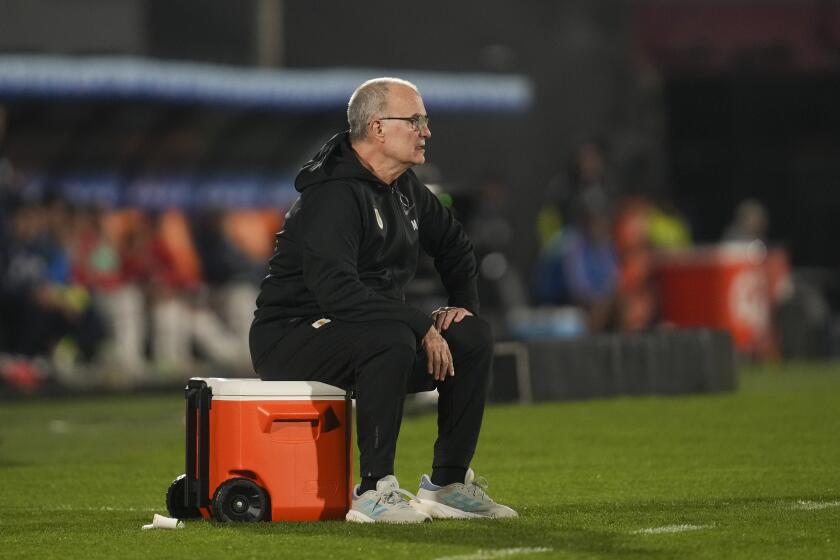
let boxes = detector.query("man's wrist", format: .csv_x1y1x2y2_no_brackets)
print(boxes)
421,325,438,346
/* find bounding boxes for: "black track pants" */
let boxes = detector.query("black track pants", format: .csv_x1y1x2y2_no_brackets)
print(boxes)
251,315,494,479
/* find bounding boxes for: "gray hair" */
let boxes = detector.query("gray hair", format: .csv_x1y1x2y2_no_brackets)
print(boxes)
347,77,420,142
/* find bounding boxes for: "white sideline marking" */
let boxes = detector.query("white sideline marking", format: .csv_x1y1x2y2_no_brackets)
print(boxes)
10,506,160,513
792,500,840,511
49,419,71,434
632,524,710,535
433,547,552,560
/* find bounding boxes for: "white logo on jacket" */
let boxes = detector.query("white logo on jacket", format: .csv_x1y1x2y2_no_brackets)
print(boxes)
374,207,384,230
410,219,418,231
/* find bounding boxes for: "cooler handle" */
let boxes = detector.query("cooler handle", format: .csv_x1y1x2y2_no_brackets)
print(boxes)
257,408,321,433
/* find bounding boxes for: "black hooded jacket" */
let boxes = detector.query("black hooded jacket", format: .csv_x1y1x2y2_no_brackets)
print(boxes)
251,132,478,363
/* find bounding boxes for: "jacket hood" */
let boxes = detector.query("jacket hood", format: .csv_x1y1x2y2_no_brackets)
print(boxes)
294,131,384,192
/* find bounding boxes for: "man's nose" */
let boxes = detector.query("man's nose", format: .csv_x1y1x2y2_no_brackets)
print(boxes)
420,124,431,139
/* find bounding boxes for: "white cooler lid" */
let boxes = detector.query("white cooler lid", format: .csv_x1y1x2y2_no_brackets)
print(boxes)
193,377,346,398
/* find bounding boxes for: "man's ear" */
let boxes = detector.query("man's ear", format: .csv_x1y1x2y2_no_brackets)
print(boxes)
370,120,385,142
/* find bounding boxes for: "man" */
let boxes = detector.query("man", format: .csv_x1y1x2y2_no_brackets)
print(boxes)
249,77,517,523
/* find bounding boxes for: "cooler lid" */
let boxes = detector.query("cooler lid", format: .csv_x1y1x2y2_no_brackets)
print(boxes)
193,377,346,398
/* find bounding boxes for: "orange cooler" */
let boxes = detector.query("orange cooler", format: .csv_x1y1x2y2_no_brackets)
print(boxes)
167,377,353,522
655,243,771,355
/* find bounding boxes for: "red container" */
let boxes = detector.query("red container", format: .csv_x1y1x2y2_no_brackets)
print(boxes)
167,378,353,522
655,243,771,355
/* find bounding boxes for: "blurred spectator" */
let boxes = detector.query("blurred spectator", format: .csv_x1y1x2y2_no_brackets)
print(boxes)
561,200,619,332
71,206,122,290
1,201,267,385
535,197,619,332
647,198,692,250
145,209,244,373
610,196,691,331
0,201,105,362
723,199,768,243
191,208,263,367
70,206,148,377
535,141,621,333
613,198,659,331
720,199,830,360
537,139,617,249
571,140,616,210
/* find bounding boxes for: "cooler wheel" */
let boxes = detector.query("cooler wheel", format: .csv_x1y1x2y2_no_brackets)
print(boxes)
165,474,202,519
212,478,269,522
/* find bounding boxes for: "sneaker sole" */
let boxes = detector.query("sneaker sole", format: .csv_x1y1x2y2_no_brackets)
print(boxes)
345,510,376,523
413,498,484,519
345,509,431,524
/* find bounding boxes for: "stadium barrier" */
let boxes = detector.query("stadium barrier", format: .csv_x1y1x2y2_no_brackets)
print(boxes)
2,329,734,401
489,329,735,403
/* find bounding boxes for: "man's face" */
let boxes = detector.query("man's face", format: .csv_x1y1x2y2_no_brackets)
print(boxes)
379,85,431,167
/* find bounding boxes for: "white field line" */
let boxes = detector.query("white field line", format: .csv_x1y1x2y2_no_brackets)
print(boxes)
47,417,183,434
792,500,840,511
4,506,160,512
631,524,710,535
433,547,553,560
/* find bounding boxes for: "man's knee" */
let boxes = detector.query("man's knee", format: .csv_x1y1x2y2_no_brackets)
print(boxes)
355,320,417,361
353,321,417,398
442,315,493,356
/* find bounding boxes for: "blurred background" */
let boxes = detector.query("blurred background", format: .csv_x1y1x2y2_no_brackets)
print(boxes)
2,0,839,397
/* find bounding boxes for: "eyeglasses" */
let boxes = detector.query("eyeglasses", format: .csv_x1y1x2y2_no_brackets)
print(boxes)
378,115,430,132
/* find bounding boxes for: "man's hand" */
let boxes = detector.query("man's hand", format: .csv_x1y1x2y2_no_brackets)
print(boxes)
431,306,474,332
421,325,454,381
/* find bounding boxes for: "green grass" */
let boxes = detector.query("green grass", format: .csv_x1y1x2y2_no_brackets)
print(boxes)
1,363,839,559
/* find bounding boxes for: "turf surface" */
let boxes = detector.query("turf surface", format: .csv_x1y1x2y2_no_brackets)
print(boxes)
1,363,838,559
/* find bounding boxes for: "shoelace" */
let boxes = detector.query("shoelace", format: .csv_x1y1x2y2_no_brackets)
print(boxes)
375,488,420,509
468,476,492,501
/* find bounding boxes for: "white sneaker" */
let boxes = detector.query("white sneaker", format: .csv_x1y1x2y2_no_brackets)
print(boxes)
414,469,518,519
345,475,431,524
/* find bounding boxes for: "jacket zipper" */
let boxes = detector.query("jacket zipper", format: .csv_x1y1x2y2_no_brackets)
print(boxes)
390,188,415,302
391,187,413,237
